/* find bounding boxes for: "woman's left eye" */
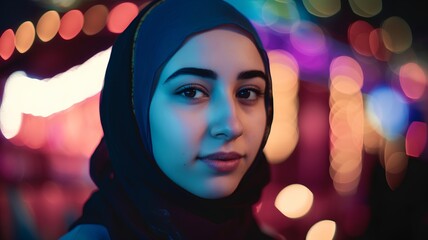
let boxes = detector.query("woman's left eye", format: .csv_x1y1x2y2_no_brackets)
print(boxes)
236,88,262,101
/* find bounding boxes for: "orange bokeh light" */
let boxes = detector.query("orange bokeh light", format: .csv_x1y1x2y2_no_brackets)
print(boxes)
36,10,61,42
15,21,36,53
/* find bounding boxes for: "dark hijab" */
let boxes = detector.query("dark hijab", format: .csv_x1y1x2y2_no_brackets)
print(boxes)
73,0,274,239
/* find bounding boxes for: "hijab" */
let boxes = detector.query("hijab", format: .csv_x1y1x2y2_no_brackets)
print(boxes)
72,0,274,239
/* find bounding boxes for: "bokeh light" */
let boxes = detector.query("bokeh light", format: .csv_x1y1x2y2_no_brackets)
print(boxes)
38,0,81,9
261,0,300,34
0,72,25,139
366,87,409,140
348,20,374,57
0,29,15,60
59,10,84,40
363,112,383,154
348,0,382,18
381,17,412,54
329,56,364,195
107,2,139,34
306,220,336,240
290,21,327,56
302,0,341,18
329,96,364,195
369,28,392,61
405,121,427,157
383,138,408,189
399,62,427,100
36,10,60,42
19,115,47,150
83,4,109,36
330,56,364,94
275,184,313,219
0,48,110,141
15,21,36,53
385,151,407,174
264,50,299,163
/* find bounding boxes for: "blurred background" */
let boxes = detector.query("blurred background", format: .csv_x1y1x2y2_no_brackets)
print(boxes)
0,0,427,239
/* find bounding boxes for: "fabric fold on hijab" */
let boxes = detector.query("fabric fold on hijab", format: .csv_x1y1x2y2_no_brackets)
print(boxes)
72,0,274,239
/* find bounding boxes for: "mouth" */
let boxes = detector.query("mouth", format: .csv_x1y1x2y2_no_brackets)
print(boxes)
197,152,244,173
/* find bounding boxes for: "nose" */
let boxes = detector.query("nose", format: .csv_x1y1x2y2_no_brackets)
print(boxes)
209,92,243,141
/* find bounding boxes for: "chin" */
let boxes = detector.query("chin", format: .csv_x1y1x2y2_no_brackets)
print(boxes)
196,179,240,199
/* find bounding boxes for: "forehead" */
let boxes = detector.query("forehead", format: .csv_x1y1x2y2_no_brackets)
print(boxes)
160,27,265,78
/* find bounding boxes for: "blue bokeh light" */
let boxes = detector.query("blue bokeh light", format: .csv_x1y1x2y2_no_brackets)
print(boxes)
366,86,409,140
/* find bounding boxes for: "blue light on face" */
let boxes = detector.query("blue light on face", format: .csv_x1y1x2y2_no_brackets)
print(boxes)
366,86,409,140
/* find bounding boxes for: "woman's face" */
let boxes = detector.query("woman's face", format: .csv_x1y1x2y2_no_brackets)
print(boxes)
149,27,267,199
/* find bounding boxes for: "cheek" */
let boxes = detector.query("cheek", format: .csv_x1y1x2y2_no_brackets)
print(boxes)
244,107,266,155
150,103,205,165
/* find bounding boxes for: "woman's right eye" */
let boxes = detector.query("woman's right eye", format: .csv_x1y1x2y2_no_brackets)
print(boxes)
175,85,208,100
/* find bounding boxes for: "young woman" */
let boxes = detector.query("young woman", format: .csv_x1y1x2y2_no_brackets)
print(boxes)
61,0,274,239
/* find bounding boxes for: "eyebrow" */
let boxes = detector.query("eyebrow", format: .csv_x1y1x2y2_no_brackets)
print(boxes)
164,67,267,83
237,70,267,81
165,67,217,83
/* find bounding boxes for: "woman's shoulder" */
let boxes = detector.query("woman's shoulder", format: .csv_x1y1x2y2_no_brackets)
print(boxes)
59,224,111,240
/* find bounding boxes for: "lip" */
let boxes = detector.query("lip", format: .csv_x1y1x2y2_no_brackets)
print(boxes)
198,152,243,173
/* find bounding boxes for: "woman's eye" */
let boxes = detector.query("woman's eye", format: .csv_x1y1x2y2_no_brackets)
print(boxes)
236,88,262,101
176,86,208,99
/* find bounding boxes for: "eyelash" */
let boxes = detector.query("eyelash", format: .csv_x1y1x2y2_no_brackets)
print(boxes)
236,87,264,102
175,84,209,100
175,84,264,103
